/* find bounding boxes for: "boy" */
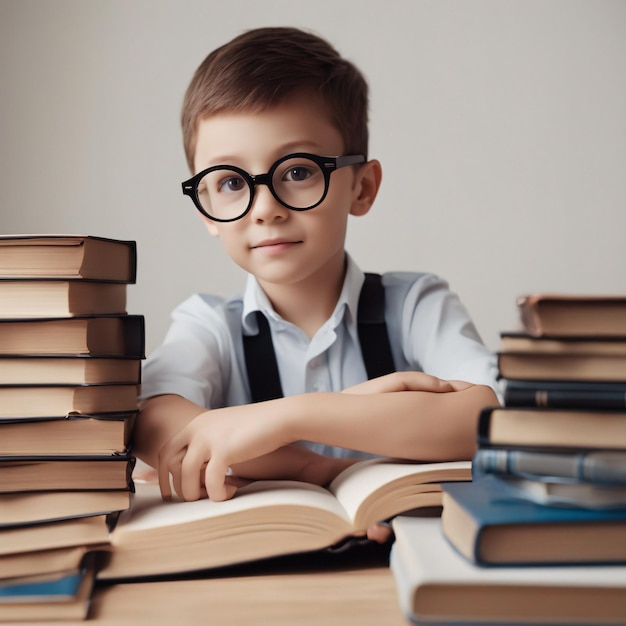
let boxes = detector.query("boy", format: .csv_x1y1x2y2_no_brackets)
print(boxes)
134,27,499,529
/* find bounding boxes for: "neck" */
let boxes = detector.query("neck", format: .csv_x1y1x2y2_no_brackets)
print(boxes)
259,255,347,338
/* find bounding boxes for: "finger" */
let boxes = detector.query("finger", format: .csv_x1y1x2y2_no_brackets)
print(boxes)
179,445,208,501
366,523,393,544
204,457,238,502
157,444,175,500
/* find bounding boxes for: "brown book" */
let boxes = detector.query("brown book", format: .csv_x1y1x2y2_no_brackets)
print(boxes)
478,406,626,451
0,356,141,385
0,515,111,556
0,315,145,356
0,454,135,492
0,412,136,456
390,516,626,625
500,332,626,355
0,280,127,317
98,458,471,580
497,351,626,382
0,384,139,418
0,545,97,581
517,293,626,337
0,490,132,526
0,235,136,282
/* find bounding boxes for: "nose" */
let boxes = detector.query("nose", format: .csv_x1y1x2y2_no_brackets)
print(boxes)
248,182,289,223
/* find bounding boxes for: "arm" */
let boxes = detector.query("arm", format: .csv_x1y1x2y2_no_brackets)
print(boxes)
154,372,498,502
134,394,355,496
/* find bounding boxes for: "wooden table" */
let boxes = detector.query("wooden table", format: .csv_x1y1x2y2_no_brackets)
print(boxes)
87,542,408,625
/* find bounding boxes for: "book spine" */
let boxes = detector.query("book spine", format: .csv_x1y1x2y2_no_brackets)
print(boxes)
504,386,626,410
472,449,626,485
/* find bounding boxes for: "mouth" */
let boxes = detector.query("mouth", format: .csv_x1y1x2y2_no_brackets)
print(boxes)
252,238,303,249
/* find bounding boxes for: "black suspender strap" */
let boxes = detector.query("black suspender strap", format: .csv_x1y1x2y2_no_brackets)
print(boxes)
243,272,395,403
357,273,396,380
243,311,285,403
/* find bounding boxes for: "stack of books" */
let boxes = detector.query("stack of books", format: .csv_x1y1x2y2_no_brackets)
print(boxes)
390,293,626,625
0,235,144,622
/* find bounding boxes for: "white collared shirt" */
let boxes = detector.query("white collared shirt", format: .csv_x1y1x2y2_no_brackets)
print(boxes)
140,255,500,458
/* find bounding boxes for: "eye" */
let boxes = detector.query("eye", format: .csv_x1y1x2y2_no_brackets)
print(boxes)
282,166,314,182
218,175,246,193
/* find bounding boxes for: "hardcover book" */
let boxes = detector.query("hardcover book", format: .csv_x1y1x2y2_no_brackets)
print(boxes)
440,478,626,565
0,235,136,283
0,315,145,357
0,384,140,418
0,412,137,456
0,490,132,526
0,554,98,622
0,356,142,385
502,379,626,410
0,454,135,492
472,448,626,485
516,293,626,337
477,406,626,451
98,458,471,580
390,515,626,625
0,280,127,317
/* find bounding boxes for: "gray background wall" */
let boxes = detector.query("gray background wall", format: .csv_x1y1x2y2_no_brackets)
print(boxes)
1,0,625,355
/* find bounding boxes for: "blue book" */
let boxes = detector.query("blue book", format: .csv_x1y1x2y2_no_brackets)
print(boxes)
441,477,626,566
0,558,96,622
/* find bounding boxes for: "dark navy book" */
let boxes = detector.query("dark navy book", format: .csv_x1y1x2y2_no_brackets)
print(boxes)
441,477,626,566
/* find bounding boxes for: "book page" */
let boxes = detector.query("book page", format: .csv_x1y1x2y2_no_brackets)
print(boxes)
329,458,471,529
113,480,352,536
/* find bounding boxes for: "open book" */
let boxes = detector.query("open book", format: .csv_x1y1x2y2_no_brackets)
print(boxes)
98,458,470,580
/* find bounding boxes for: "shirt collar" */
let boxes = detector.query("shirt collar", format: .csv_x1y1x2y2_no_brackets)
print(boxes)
241,253,365,335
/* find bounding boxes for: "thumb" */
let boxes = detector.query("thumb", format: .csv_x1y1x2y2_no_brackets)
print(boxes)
204,457,238,502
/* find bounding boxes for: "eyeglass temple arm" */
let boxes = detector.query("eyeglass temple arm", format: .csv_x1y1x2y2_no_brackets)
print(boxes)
333,154,366,169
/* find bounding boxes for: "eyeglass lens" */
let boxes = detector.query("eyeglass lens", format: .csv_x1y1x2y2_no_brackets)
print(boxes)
196,156,327,221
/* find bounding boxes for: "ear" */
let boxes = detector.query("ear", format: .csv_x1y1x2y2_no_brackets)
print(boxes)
350,159,382,217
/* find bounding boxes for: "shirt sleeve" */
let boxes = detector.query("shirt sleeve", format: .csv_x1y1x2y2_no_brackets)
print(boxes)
396,273,502,401
139,294,234,408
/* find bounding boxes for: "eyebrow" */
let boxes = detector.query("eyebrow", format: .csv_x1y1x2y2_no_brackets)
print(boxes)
201,141,327,170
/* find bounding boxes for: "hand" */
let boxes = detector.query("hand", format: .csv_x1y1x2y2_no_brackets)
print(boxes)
157,401,289,503
342,371,473,395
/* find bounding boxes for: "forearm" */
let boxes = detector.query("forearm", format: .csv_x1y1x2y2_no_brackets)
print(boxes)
279,385,498,461
134,394,353,485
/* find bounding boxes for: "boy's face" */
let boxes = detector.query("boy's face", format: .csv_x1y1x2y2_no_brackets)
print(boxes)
193,97,375,289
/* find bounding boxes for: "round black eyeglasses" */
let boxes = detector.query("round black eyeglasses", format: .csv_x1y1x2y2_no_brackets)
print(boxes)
181,153,366,222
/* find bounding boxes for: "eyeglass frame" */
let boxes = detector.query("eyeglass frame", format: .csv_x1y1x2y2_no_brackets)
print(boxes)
181,152,366,222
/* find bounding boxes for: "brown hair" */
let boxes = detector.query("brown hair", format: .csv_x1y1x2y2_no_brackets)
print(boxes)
181,27,369,172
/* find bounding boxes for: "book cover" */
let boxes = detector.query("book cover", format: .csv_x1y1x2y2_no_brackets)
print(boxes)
0,315,145,357
0,545,96,582
0,490,132,527
477,406,626,451
0,356,142,385
0,235,136,283
391,515,626,625
0,554,97,622
98,458,471,580
0,280,127,317
0,412,137,456
0,384,140,418
497,351,626,382
441,477,626,565
502,379,626,410
0,453,135,492
472,448,626,486
516,293,626,337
